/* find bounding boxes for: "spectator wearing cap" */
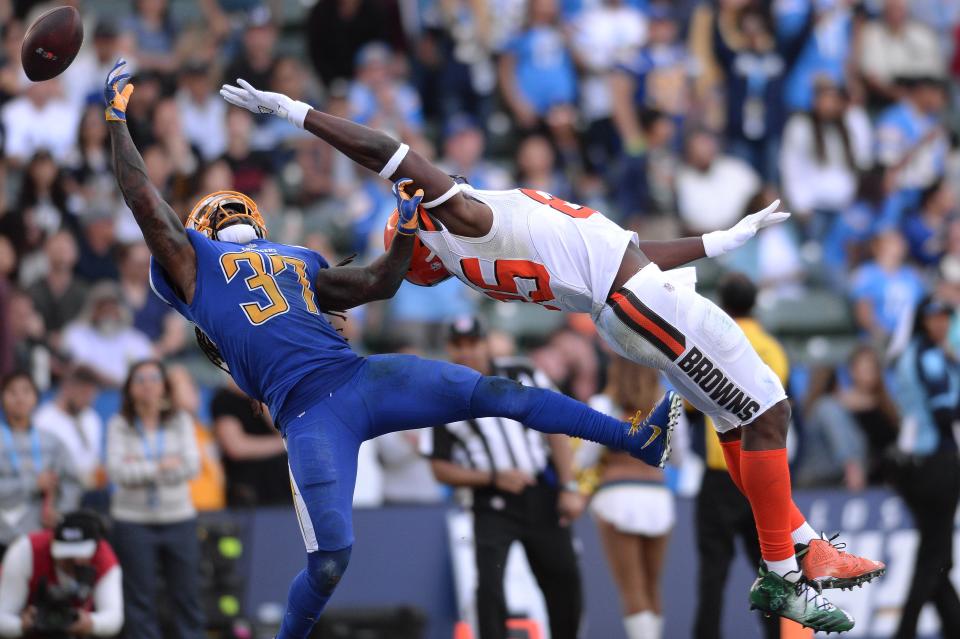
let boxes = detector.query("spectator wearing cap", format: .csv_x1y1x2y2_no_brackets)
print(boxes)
675,128,760,234
421,317,585,639
875,77,948,196
0,79,79,165
62,282,153,388
348,43,424,139
117,242,185,357
106,360,203,638
0,510,123,637
438,115,510,192
27,231,87,346
893,296,960,639
175,59,228,161
0,372,82,555
34,366,105,493
858,0,944,108
73,208,119,284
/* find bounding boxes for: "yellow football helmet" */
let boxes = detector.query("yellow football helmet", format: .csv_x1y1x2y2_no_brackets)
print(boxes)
186,190,268,240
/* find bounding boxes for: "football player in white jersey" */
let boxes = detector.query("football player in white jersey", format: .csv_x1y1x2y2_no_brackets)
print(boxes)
222,79,883,632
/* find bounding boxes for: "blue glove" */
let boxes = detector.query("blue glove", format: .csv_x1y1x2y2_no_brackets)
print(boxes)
392,178,423,236
104,58,133,122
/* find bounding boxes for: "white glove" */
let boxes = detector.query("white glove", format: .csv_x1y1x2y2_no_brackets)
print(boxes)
219,79,311,129
701,199,791,258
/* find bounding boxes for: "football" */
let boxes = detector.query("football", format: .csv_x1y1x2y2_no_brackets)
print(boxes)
20,5,84,82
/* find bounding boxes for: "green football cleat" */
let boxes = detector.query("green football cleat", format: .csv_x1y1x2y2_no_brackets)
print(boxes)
749,566,855,634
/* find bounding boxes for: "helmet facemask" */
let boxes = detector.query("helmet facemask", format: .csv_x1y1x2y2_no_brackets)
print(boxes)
186,191,268,242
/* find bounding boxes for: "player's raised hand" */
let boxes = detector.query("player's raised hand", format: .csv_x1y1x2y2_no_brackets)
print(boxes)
392,178,423,236
220,78,311,129
104,58,134,122
701,199,791,258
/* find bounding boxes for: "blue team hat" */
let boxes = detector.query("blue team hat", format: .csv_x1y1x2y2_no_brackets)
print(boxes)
444,113,480,139
647,3,674,21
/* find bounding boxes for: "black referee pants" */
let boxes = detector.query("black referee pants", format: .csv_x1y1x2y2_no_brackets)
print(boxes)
894,451,960,639
694,469,779,639
473,481,582,639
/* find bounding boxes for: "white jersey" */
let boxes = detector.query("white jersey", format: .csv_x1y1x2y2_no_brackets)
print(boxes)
417,187,637,314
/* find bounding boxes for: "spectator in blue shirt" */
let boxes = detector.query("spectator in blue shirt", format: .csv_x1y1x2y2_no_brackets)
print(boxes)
893,297,960,639
782,0,853,112
875,77,948,198
902,179,955,267
123,0,179,74
349,42,424,139
850,229,926,344
498,0,579,162
821,169,902,283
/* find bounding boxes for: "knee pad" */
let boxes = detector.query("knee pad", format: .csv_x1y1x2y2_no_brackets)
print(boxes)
306,546,352,596
471,376,539,420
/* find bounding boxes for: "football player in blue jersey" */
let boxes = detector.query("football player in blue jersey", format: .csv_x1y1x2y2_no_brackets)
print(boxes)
104,59,679,639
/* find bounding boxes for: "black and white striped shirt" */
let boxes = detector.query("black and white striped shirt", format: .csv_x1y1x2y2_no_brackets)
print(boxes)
420,357,555,475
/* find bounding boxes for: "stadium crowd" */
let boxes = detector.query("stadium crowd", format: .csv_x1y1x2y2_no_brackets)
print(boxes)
0,0,960,636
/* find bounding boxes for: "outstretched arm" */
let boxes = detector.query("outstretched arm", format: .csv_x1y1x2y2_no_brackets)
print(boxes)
313,180,421,311
220,80,492,236
636,200,792,270
105,60,196,302
220,80,453,199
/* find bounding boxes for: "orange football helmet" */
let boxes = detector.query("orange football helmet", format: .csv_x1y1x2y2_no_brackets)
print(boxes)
383,208,451,287
186,190,268,239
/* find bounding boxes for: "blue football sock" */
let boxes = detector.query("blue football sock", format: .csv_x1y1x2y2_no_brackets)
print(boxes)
277,547,351,639
469,376,631,450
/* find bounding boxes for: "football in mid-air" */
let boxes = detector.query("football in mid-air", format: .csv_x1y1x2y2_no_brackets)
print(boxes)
20,6,84,82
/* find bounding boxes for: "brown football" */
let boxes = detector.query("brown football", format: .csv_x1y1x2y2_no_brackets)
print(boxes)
21,6,84,82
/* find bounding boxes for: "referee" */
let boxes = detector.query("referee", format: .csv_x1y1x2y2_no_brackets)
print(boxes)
421,317,585,639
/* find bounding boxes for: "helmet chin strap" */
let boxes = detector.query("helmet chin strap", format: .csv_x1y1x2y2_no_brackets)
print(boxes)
216,223,260,244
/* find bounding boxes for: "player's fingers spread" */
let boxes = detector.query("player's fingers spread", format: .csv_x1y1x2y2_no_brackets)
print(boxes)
755,199,781,219
237,78,257,93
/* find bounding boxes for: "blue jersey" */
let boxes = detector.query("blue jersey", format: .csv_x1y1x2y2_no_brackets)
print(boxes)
150,230,364,423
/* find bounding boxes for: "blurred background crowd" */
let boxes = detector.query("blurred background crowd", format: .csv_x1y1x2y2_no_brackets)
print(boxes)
0,0,960,637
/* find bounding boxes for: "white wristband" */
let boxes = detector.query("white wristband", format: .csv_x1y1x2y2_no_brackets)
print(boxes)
701,231,726,258
379,143,410,179
285,100,311,129
423,183,463,209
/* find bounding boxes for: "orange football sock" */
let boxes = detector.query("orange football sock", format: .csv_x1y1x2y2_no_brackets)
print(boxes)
719,439,745,493
722,439,809,540
741,448,795,562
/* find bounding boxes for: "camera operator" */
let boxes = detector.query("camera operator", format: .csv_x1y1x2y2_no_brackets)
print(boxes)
0,511,122,637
